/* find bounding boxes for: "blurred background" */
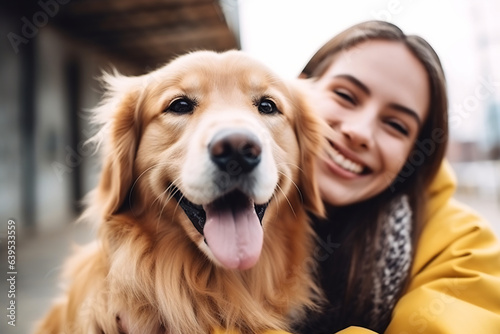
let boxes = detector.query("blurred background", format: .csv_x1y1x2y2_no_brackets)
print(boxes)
0,0,499,333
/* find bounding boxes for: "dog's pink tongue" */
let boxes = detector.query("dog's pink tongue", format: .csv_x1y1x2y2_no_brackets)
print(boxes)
203,202,263,270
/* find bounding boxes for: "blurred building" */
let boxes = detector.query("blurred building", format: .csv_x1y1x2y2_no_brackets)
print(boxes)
447,1,500,158
447,0,500,201
0,0,239,235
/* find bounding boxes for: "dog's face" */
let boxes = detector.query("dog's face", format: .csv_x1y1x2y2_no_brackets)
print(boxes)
93,51,323,270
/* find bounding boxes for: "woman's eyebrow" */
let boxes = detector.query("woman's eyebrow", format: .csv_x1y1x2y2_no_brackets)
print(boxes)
333,74,370,95
333,74,422,128
389,103,422,128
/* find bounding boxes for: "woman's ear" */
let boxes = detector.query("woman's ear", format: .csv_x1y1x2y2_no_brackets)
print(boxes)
90,72,143,219
289,82,326,218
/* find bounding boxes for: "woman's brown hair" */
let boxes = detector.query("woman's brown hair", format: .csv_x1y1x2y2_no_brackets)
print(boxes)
301,20,448,330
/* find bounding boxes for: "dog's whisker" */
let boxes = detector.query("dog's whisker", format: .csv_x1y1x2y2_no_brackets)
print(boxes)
151,192,166,211
276,162,304,173
128,162,172,217
156,187,179,232
151,177,181,210
152,187,169,209
129,163,162,198
155,179,184,233
171,192,186,222
275,183,296,218
163,181,184,217
172,182,186,212
270,192,281,215
154,188,170,216
157,198,168,232
165,178,182,202
278,171,301,200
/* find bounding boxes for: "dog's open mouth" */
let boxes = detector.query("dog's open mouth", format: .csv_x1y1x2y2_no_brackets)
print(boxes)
172,188,268,270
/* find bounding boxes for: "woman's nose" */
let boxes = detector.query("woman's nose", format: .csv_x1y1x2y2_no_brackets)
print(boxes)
339,121,374,150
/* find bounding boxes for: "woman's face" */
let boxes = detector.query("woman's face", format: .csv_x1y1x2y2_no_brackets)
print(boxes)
310,40,430,206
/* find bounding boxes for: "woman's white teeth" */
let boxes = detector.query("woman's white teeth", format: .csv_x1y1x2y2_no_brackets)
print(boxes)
328,147,363,174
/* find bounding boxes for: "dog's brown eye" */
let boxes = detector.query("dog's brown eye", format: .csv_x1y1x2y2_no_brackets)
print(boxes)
166,98,195,114
257,99,279,115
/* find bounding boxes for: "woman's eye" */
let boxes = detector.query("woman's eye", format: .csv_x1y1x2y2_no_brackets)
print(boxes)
165,98,195,114
387,121,409,136
334,89,356,104
256,98,279,115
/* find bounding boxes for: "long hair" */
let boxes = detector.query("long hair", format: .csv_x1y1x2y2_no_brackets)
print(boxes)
301,20,448,330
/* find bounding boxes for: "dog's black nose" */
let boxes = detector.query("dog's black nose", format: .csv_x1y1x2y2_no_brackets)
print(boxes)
209,129,262,174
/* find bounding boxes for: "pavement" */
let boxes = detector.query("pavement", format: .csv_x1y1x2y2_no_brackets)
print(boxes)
0,190,498,334
1,221,95,334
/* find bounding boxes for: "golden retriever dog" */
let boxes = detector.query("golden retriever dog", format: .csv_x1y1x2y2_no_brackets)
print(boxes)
35,50,326,334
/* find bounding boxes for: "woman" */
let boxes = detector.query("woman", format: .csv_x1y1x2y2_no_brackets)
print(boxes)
289,21,500,333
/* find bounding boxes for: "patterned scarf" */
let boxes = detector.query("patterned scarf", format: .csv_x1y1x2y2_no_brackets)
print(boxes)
368,195,413,330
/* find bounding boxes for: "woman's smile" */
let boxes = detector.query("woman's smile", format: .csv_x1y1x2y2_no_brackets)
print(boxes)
324,141,369,176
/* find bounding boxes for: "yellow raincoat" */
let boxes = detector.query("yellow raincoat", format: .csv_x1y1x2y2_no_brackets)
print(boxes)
215,161,500,333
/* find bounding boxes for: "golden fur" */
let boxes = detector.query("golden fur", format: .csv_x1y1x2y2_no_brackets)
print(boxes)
35,50,325,334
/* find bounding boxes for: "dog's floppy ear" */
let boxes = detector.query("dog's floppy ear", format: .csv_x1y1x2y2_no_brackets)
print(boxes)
90,71,144,218
289,82,326,218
